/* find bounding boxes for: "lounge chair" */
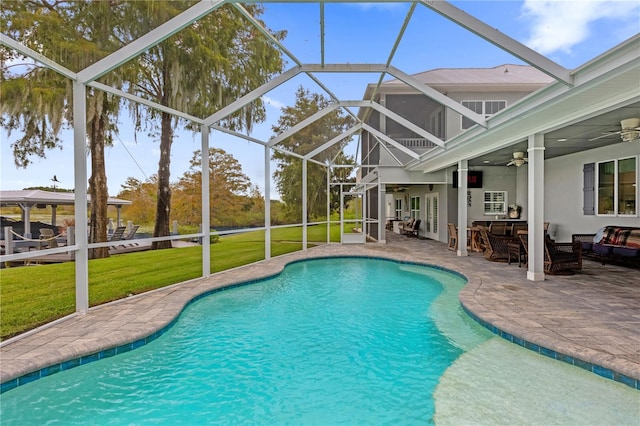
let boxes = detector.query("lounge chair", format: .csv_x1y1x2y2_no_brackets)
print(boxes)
123,225,139,240
108,226,127,241
447,223,458,251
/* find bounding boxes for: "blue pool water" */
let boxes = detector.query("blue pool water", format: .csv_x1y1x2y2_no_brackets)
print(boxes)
0,258,488,425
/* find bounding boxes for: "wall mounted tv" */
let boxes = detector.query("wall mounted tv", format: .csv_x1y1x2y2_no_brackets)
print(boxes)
452,171,483,188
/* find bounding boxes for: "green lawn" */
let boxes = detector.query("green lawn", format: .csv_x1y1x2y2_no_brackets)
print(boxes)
0,225,341,340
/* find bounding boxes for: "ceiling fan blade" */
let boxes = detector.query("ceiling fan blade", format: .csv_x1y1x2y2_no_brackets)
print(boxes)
506,160,515,167
588,131,619,142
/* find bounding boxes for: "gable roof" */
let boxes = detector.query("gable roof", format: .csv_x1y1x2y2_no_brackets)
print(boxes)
0,190,131,207
362,64,556,101
392,64,555,86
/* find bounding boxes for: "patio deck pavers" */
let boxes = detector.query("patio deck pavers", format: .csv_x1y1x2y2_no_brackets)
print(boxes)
1,233,639,388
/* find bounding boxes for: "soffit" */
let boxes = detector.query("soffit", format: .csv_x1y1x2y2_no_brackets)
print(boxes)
409,46,640,173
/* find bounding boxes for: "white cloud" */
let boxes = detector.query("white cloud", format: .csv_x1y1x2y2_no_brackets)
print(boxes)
522,0,639,54
347,3,405,11
262,96,285,110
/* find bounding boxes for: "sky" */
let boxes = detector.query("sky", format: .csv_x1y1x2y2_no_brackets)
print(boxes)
1,0,639,199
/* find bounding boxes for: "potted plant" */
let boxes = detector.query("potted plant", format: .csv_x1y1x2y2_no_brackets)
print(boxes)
508,203,522,219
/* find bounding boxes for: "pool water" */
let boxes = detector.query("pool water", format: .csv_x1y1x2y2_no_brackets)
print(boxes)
0,258,483,425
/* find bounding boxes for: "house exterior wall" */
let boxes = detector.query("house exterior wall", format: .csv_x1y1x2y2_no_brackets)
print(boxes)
449,166,519,226
544,142,640,242
443,91,533,139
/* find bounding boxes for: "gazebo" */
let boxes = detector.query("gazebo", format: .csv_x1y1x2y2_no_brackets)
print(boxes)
0,189,131,237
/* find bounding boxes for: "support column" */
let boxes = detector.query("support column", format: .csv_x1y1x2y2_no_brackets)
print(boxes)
326,166,330,244
51,205,57,227
265,145,271,260
457,160,469,256
527,133,545,281
302,159,308,250
201,125,211,277
19,203,33,238
73,81,89,314
378,182,386,244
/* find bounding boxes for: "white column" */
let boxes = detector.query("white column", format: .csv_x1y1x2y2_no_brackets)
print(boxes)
378,182,386,244
527,133,545,281
51,205,57,227
457,160,469,256
201,125,211,277
20,204,33,238
302,159,308,250
326,166,330,244
73,81,89,314
265,145,271,260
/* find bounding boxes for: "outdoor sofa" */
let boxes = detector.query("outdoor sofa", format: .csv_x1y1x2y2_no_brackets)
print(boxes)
572,226,640,267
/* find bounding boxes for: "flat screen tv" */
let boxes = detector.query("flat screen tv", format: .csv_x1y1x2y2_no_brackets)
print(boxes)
452,170,483,188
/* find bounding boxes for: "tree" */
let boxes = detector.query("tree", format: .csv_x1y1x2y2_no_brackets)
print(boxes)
120,2,285,249
172,148,263,228
1,0,126,259
117,177,158,226
271,87,356,221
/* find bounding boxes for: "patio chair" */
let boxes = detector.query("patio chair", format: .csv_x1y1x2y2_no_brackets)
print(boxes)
123,225,139,240
404,219,421,238
479,229,515,262
511,223,528,237
447,223,458,251
544,239,582,274
108,226,127,241
489,221,509,236
398,218,414,234
39,228,58,249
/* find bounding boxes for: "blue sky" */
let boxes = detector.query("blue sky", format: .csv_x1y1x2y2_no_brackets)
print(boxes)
2,0,639,198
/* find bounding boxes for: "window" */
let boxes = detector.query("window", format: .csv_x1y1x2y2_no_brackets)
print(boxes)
597,157,637,216
483,191,506,215
461,100,506,130
410,196,421,219
395,198,402,219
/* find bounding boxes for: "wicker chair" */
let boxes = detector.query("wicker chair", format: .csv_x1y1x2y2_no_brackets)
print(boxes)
544,239,582,274
479,229,516,262
489,221,509,236
519,231,582,274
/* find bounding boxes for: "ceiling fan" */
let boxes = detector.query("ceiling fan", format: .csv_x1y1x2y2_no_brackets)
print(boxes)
506,151,528,167
589,118,640,142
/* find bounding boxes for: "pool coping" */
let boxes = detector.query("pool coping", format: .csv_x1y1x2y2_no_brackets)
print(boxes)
1,242,639,393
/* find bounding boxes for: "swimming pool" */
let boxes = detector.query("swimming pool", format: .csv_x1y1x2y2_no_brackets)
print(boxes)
0,258,486,424
1,257,638,424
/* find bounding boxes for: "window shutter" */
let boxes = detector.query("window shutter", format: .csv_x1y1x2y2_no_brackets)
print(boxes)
583,163,595,215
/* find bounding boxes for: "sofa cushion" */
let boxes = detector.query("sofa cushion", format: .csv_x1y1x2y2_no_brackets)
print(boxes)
593,227,606,243
599,226,620,244
612,246,640,257
592,244,613,256
623,229,640,248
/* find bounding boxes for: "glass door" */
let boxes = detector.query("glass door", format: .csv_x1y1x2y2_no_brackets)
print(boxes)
341,192,366,244
424,193,439,240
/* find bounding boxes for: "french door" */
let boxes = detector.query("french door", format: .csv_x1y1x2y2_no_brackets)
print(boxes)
424,193,439,240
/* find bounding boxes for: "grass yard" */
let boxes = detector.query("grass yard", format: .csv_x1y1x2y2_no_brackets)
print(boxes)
0,224,342,340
